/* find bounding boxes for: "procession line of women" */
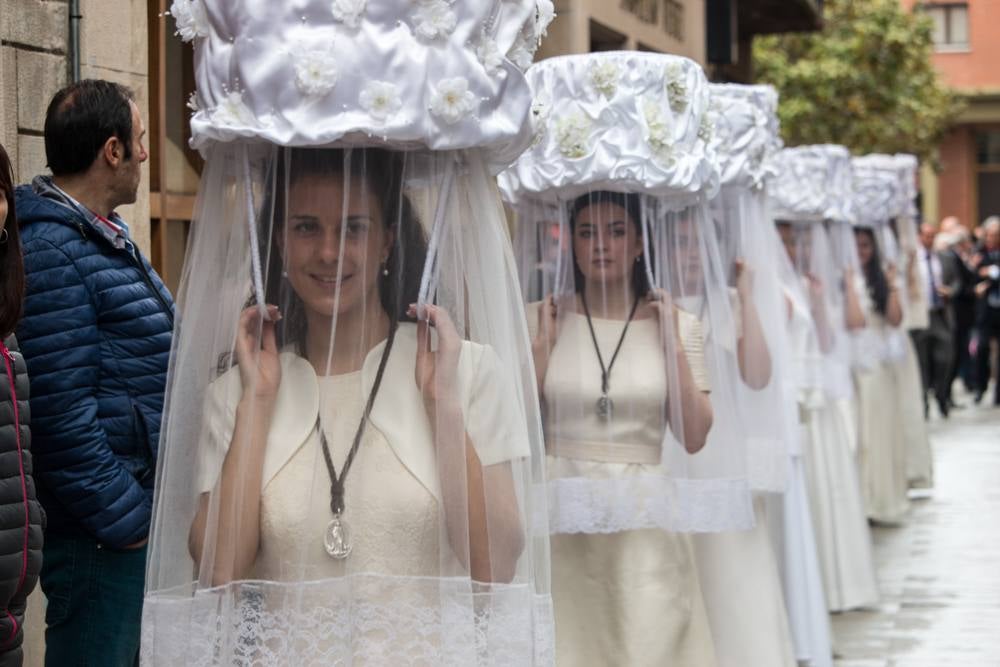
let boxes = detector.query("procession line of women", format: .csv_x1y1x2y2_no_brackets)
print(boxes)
137,2,933,664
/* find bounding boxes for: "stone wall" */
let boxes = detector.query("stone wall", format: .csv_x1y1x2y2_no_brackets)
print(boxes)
1,0,151,254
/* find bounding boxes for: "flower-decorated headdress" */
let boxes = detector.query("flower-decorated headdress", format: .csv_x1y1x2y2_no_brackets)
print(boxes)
498,51,718,204
851,154,904,228
170,0,554,170
768,144,855,224
706,83,781,191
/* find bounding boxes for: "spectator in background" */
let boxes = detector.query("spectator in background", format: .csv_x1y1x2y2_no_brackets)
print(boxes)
972,217,1000,405
13,80,174,666
913,223,954,417
0,142,45,667
938,225,979,403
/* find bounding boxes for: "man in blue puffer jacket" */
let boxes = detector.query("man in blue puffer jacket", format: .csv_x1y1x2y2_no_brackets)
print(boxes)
14,79,174,666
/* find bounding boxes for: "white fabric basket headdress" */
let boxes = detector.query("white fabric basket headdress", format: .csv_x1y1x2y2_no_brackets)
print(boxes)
173,0,554,170
499,51,719,205
769,144,855,224
851,155,904,229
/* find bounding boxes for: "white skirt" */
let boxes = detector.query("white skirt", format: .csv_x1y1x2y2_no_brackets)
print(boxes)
801,398,880,612
766,451,833,667
895,336,934,488
854,364,911,523
693,497,796,667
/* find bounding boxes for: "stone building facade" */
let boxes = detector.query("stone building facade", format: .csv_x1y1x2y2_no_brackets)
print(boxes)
1,0,152,253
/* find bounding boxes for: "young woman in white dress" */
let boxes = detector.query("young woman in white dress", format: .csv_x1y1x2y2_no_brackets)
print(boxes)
528,191,718,667
144,3,556,662
853,224,910,524
501,51,754,666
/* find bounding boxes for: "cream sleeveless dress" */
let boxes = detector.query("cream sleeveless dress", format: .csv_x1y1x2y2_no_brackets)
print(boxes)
532,305,717,667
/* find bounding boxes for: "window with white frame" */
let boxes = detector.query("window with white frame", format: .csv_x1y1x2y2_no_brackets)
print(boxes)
922,3,969,50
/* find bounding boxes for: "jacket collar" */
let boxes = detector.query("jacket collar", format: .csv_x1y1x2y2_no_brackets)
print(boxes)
30,176,131,250
262,323,441,501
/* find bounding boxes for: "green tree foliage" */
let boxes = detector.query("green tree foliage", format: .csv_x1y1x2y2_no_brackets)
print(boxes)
753,0,959,160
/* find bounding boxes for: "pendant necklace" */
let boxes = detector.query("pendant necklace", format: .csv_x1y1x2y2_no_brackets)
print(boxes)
580,289,640,420
317,416,364,559
315,322,397,560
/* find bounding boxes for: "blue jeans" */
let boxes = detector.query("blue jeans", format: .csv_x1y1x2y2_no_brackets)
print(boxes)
40,534,146,667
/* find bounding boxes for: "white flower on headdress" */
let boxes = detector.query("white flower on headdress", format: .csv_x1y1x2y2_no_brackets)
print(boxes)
697,112,714,144
476,37,504,74
530,93,551,146
360,81,402,122
554,112,591,159
331,0,366,29
507,31,534,71
293,49,339,97
213,90,257,127
643,98,676,166
169,0,209,42
414,0,457,41
429,77,476,125
664,62,688,113
589,60,619,99
535,0,556,38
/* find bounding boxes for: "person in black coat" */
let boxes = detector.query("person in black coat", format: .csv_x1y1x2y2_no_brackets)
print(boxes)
0,142,44,667
972,218,1000,405
939,229,978,402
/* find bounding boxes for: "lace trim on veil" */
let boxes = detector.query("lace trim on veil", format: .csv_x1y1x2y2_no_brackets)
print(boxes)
546,475,753,535
142,575,553,666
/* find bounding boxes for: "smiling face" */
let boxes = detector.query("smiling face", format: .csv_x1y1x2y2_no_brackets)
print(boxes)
572,201,643,289
281,173,393,321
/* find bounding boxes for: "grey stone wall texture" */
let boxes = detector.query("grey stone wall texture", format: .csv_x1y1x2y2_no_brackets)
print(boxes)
1,0,151,253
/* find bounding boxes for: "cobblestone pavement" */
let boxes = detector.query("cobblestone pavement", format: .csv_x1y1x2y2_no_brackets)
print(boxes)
832,396,1000,667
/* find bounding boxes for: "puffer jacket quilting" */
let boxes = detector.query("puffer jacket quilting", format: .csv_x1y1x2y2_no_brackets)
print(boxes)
0,335,44,664
14,185,174,549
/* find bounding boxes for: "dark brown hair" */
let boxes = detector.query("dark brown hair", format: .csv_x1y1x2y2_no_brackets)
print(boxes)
44,80,135,176
0,143,24,337
854,227,890,317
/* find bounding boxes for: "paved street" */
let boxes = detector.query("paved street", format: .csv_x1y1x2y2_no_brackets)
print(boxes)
832,395,1000,666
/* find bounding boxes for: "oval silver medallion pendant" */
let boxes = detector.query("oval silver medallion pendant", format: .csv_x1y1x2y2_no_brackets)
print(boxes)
324,515,353,559
596,394,613,420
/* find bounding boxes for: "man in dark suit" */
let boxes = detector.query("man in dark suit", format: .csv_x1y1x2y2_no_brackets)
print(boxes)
972,218,1000,405
913,224,955,417
939,227,978,404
